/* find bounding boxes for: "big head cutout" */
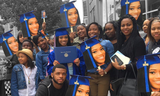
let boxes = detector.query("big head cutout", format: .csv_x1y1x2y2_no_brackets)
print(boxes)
60,1,81,32
65,75,91,96
80,36,110,70
0,30,19,57
137,53,160,95
19,11,39,37
121,0,142,27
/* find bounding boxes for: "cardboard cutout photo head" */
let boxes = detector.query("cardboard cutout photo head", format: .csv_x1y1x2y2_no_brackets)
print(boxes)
65,75,91,96
80,36,110,70
60,1,81,32
137,53,160,94
0,30,19,57
121,0,142,26
19,11,40,37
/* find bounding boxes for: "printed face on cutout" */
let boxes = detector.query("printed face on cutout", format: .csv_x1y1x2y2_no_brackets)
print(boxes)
149,64,160,92
67,8,78,27
7,36,19,54
129,1,141,20
91,43,106,66
76,85,90,96
28,17,39,36
151,21,160,42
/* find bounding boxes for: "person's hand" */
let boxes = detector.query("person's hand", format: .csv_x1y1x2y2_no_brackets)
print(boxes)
97,68,105,76
151,92,160,96
74,58,80,67
112,58,121,70
69,32,76,38
110,83,114,91
53,60,60,66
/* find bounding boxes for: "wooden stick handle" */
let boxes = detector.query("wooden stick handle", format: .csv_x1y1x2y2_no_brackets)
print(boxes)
98,66,103,76
43,18,45,22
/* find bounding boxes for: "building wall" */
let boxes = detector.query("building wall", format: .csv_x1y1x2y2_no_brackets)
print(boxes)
85,0,160,27
0,15,18,39
86,0,105,26
3,23,18,39
144,0,160,19
107,0,160,21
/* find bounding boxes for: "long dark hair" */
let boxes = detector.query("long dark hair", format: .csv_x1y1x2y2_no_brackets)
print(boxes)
17,31,23,44
117,14,140,61
25,53,35,69
103,21,118,40
137,66,151,93
56,35,71,47
2,41,13,56
86,22,103,39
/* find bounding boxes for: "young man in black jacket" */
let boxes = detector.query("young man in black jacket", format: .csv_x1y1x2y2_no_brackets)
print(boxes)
36,64,68,96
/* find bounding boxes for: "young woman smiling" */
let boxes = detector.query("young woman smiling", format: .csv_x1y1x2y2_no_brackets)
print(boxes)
73,24,88,49
47,27,86,80
111,14,146,93
147,17,160,54
86,22,114,57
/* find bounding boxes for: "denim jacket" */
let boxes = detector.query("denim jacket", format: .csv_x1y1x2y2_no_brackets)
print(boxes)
36,46,52,80
11,64,39,96
99,39,114,57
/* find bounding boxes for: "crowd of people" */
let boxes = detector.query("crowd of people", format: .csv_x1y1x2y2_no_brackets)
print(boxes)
0,0,160,96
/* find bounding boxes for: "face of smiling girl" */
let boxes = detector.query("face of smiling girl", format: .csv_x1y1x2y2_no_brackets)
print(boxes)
151,21,160,42
58,35,68,46
77,25,87,39
121,18,133,39
28,17,39,36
